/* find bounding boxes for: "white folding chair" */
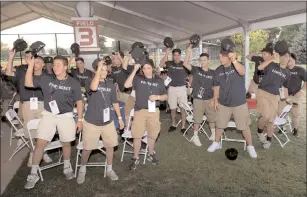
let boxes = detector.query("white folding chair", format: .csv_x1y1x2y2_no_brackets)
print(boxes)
178,101,209,141
265,104,292,148
176,101,193,127
27,119,63,181
8,101,20,146
8,92,17,109
5,109,30,161
220,120,247,150
74,132,107,178
120,109,148,164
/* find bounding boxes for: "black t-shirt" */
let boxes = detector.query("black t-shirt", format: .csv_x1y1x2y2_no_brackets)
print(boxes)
166,61,188,87
84,80,118,126
11,65,44,101
190,66,214,100
133,75,167,111
111,65,134,93
71,68,93,87
213,64,246,107
288,66,307,96
251,56,264,84
258,62,291,95
33,75,82,114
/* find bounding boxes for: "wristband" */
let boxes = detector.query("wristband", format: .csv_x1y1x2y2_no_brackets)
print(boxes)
78,119,83,122
118,117,122,120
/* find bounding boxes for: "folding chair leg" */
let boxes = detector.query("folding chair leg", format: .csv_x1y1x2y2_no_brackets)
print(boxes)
176,120,182,127
104,158,107,177
9,142,27,161
38,168,44,182
120,140,127,162
75,150,80,177
10,127,13,146
143,144,148,165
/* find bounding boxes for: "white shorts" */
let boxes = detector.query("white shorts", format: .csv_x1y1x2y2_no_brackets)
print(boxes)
168,86,188,110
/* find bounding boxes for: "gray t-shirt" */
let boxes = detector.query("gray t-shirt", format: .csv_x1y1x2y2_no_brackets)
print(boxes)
213,64,246,107
33,75,82,114
251,56,264,84
288,66,307,96
258,62,291,95
191,66,214,100
166,61,188,87
111,65,133,93
13,65,44,101
84,80,118,126
71,68,93,88
133,75,167,111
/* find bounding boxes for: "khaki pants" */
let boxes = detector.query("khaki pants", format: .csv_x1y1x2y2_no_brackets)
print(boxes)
193,99,216,123
278,95,302,129
248,80,259,93
132,109,161,139
216,103,251,130
83,121,118,150
257,89,280,123
119,92,136,124
168,86,187,110
22,101,44,139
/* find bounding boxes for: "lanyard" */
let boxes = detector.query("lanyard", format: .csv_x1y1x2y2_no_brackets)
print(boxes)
223,65,233,83
50,75,68,100
98,81,108,107
144,76,154,95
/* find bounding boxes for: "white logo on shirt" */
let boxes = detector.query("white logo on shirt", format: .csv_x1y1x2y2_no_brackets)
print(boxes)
140,80,158,87
76,74,89,79
113,70,121,74
272,69,286,79
170,66,183,70
98,86,111,92
49,83,71,91
219,70,235,76
291,72,298,75
197,72,213,79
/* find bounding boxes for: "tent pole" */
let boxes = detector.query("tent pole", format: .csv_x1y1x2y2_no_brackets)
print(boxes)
243,24,250,91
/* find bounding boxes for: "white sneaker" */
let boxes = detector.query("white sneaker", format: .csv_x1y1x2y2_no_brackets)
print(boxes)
209,132,215,141
262,141,272,149
24,174,40,189
27,152,33,167
107,170,118,181
256,133,266,143
77,169,86,184
63,165,74,180
43,153,53,163
247,146,257,158
191,135,202,146
207,142,220,152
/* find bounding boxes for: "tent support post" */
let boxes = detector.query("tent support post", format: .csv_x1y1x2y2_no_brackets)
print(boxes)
243,24,250,91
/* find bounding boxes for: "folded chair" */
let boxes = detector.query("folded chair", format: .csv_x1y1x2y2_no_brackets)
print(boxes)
5,109,29,161
178,101,209,141
176,101,193,127
220,120,247,150
9,101,20,146
27,119,63,181
8,92,17,109
74,132,106,178
120,109,148,164
265,104,292,148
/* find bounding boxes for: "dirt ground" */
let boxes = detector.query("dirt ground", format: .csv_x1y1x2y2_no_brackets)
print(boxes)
2,99,306,197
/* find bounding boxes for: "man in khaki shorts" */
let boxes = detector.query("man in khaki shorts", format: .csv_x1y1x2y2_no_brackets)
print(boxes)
5,49,52,165
183,44,216,146
76,59,124,184
256,41,291,149
124,60,167,170
160,48,188,133
246,43,274,95
24,55,83,189
278,53,306,137
207,39,257,158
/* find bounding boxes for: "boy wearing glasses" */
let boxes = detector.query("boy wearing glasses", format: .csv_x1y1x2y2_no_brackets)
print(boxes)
183,44,216,146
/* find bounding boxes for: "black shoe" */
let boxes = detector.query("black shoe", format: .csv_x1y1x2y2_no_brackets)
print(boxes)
293,129,299,137
129,158,140,170
246,92,252,98
181,128,187,134
147,153,159,165
168,126,176,132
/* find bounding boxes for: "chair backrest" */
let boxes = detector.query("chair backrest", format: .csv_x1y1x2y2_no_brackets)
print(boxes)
26,119,41,150
279,104,292,119
5,109,23,132
178,101,193,117
8,92,17,107
125,109,135,132
13,101,19,110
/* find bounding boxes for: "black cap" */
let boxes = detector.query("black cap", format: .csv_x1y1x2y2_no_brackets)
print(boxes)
261,43,274,54
163,37,174,48
29,41,45,56
274,40,289,56
70,43,80,57
131,42,144,50
44,56,53,64
13,39,28,52
220,38,235,55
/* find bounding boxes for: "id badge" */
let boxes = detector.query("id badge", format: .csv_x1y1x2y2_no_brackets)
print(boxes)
131,90,136,98
49,100,60,115
148,100,156,112
30,97,38,110
197,87,205,98
164,76,172,86
103,107,110,122
279,88,285,100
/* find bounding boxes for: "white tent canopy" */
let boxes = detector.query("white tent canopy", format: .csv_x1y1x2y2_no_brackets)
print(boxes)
1,1,306,47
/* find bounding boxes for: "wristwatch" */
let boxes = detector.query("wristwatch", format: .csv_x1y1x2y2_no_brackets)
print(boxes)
118,117,122,120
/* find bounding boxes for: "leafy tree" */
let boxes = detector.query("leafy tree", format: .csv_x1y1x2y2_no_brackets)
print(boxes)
290,23,306,64
57,47,69,55
1,42,9,59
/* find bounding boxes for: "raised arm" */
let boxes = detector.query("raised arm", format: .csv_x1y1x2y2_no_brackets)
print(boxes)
90,60,104,91
124,64,141,88
246,52,256,61
258,56,274,70
24,57,35,88
229,53,245,76
183,44,192,71
122,54,131,70
159,48,171,68
5,49,16,76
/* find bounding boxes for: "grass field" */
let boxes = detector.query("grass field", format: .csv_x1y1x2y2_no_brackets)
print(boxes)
2,97,306,197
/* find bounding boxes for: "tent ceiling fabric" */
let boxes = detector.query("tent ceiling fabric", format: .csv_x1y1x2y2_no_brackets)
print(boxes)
1,1,306,46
